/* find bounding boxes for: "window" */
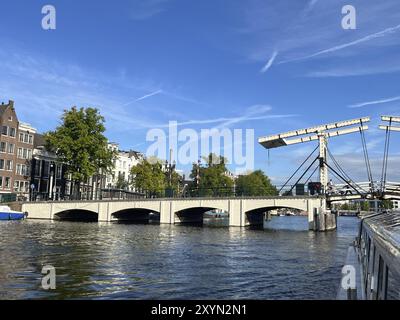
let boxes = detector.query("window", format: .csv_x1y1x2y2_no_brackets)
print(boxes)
0,159,4,170
16,164,28,176
0,176,2,188
19,133,24,142
8,116,12,121
0,142,5,153
7,143,14,154
56,165,62,179
1,126,8,136
6,160,13,171
9,128,16,137
42,161,49,178
34,160,41,177
28,135,33,144
14,181,19,192
24,134,29,143
17,148,32,159
4,177,10,189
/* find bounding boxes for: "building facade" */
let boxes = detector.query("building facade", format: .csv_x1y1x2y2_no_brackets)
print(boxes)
30,133,71,201
0,100,36,200
106,143,143,191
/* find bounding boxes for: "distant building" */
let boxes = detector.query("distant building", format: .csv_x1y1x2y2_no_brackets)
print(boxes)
30,133,71,200
224,170,237,181
0,100,36,200
106,142,143,191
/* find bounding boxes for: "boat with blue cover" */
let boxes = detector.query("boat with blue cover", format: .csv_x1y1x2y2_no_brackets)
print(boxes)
0,205,27,221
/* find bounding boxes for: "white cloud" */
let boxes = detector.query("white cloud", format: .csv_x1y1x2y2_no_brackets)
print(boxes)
126,89,163,105
280,23,400,64
240,0,400,77
348,96,400,108
260,51,278,73
130,0,170,20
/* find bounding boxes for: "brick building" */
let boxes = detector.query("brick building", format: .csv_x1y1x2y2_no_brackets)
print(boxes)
0,100,36,200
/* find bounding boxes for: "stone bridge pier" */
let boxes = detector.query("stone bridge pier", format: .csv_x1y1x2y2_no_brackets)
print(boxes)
21,196,336,231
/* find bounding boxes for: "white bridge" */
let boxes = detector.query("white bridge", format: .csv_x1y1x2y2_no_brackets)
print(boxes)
22,196,326,229
21,115,400,232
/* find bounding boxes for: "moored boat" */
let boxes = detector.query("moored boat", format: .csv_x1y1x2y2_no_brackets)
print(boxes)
0,205,27,221
338,211,400,300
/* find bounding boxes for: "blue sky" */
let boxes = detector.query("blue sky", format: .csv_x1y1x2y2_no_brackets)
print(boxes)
1,0,400,183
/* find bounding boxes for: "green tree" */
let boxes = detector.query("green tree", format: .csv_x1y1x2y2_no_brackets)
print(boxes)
131,158,166,197
235,170,278,196
381,200,393,210
115,173,129,190
360,201,370,212
341,203,350,211
167,169,182,195
189,153,234,197
45,107,116,198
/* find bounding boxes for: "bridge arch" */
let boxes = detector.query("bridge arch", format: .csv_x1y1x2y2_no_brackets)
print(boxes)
175,206,228,225
244,204,307,227
54,209,99,222
111,208,160,223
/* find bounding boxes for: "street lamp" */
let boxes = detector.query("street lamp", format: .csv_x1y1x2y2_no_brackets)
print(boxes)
49,162,55,200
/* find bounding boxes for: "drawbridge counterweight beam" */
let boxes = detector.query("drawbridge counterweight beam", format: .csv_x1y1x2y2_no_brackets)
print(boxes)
258,117,370,194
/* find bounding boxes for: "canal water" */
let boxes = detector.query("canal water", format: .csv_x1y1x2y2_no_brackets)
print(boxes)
0,216,359,300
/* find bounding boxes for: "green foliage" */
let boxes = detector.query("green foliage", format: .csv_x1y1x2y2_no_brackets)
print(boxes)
115,173,129,190
189,153,234,196
45,107,116,186
131,158,166,197
360,201,370,212
235,170,278,196
381,199,393,210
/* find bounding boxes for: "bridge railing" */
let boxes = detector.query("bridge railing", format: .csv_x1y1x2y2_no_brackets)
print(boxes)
27,186,299,202
28,182,386,202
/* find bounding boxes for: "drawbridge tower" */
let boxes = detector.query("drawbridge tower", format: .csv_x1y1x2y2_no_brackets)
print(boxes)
258,117,370,231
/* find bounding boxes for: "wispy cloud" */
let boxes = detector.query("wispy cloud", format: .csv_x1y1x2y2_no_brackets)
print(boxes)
260,51,278,73
156,105,297,128
130,0,170,21
242,1,400,77
280,23,400,64
131,90,163,104
306,65,400,78
348,96,400,108
302,0,318,17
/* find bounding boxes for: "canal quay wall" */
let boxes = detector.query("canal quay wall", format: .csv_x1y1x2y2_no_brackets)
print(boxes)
20,196,335,230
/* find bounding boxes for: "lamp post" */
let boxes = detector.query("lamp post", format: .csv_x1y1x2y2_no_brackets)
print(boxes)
49,162,55,201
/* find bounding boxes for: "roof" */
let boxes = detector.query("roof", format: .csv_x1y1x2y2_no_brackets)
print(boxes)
0,100,14,117
34,133,46,148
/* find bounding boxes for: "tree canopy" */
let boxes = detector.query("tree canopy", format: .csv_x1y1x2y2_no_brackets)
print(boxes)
45,107,116,190
130,158,163,197
115,173,130,190
235,170,278,196
189,153,234,197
